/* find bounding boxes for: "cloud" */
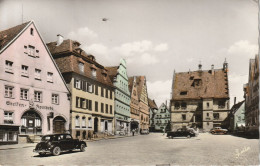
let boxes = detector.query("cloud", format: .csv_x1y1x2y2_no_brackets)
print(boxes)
113,40,153,57
147,80,172,107
227,40,258,57
67,27,98,43
154,43,168,51
84,43,108,56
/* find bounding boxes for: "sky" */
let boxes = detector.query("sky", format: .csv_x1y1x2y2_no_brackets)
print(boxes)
0,0,258,107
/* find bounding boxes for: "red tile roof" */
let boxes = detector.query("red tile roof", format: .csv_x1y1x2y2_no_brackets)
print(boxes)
172,68,229,100
129,76,146,100
106,66,118,82
47,40,114,88
148,98,158,109
0,21,31,51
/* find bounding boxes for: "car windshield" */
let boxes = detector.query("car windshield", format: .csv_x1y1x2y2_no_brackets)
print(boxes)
41,135,53,141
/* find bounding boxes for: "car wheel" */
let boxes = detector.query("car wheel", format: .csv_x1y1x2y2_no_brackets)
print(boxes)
52,146,61,156
80,144,86,152
39,152,46,156
187,135,191,138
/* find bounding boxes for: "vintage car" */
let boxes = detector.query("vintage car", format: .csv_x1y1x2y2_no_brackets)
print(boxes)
140,129,149,134
167,128,196,138
33,134,87,156
210,127,228,134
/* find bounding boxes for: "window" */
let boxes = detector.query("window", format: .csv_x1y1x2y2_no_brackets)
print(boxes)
28,45,35,56
110,105,112,114
75,116,80,128
174,102,180,109
82,117,86,128
87,82,93,93
75,79,81,89
105,89,108,98
207,113,209,117
30,28,34,35
101,87,104,97
78,62,84,73
95,101,98,112
5,86,14,98
218,101,225,108
110,90,112,99
213,113,219,120
106,104,108,113
88,117,92,128
20,89,29,100
52,94,59,104
91,69,96,77
88,100,92,111
47,72,53,82
180,91,187,95
95,85,98,95
181,102,187,109
4,112,13,124
101,103,104,113
35,69,41,80
21,65,29,77
182,114,186,120
5,60,13,73
207,102,209,108
34,91,42,102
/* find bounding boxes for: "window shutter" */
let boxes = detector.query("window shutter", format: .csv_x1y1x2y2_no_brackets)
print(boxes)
89,100,92,110
76,97,79,108
80,98,83,108
92,84,94,93
86,99,89,109
74,79,77,88
80,80,83,90
83,81,86,91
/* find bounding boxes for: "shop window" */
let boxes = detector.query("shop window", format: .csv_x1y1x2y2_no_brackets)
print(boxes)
75,116,80,128
52,94,59,104
4,112,13,124
21,65,29,77
20,88,29,100
47,72,53,83
34,91,42,102
5,60,13,73
82,117,86,128
34,69,41,80
5,86,14,98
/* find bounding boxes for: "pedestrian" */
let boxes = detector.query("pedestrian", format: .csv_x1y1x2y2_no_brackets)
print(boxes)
163,128,165,135
132,129,135,136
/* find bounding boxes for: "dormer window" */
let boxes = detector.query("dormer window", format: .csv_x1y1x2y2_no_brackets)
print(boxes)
78,62,84,73
91,69,96,77
30,28,34,36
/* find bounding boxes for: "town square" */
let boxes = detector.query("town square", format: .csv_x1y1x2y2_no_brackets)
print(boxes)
0,0,259,165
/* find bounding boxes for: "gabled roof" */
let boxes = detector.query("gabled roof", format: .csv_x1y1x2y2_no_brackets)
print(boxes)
172,68,229,100
106,66,118,82
0,21,71,94
0,21,31,52
129,76,147,100
230,100,245,115
148,98,158,109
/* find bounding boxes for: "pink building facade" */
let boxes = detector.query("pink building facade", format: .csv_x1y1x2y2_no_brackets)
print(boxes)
0,21,70,144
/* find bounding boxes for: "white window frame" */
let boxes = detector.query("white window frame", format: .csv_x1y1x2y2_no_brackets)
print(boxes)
75,80,81,89
88,117,92,128
5,86,14,98
4,112,13,121
21,65,29,77
82,117,86,128
5,60,13,73
78,62,84,73
47,72,53,82
75,116,80,128
20,88,29,100
28,45,35,56
34,91,42,102
35,69,41,80
52,94,59,104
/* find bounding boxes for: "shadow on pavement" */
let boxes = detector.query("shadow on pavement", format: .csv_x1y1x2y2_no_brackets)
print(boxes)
230,133,259,139
33,150,82,158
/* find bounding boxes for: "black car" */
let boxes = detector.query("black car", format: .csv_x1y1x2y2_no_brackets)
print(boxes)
33,134,87,156
167,128,196,138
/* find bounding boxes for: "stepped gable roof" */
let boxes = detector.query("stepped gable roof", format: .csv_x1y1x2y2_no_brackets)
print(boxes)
230,100,245,115
172,68,229,100
47,39,114,88
148,98,158,109
0,21,31,52
128,77,134,93
105,66,118,82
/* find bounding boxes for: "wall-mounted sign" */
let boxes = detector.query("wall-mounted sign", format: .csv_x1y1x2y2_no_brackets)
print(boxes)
6,101,26,107
36,104,54,111
6,101,54,110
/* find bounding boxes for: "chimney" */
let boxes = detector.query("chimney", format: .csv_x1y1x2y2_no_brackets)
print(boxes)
211,64,214,75
56,34,64,46
234,97,236,105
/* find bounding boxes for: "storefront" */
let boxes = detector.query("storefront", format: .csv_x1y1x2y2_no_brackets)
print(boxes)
0,125,19,145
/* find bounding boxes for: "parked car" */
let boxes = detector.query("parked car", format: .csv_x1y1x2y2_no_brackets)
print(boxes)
140,129,149,134
33,134,87,156
210,127,228,134
167,128,196,138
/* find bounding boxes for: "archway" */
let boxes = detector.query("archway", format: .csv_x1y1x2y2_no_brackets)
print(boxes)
53,116,66,134
94,117,98,133
21,109,42,135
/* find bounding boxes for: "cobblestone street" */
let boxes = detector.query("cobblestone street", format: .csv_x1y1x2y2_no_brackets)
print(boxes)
0,133,258,165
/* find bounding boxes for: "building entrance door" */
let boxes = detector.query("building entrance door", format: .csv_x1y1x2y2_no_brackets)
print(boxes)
21,110,42,135
53,116,66,134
